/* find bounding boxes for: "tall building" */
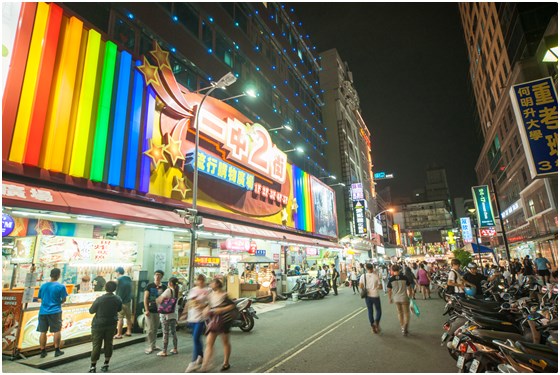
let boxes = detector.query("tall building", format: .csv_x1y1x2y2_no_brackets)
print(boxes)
459,3,558,262
425,166,451,203
318,48,376,255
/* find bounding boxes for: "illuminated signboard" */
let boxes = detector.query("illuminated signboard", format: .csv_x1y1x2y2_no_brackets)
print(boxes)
353,200,367,235
185,149,255,191
479,228,496,237
351,183,364,201
194,256,220,268
460,217,473,243
501,200,521,219
255,250,266,257
510,77,558,179
471,185,496,228
374,172,386,179
2,214,15,237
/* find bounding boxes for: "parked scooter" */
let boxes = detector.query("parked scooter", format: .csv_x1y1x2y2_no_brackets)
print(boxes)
230,297,258,332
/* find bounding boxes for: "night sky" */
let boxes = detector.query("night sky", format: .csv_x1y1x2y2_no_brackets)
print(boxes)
293,3,480,200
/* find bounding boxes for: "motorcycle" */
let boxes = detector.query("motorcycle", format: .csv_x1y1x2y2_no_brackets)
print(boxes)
230,297,258,332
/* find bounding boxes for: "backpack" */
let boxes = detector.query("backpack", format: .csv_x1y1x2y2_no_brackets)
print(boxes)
446,270,458,294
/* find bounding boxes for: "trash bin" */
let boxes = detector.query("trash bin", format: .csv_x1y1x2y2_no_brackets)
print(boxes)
292,293,298,302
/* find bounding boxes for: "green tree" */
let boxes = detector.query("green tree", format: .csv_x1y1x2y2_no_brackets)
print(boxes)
452,248,473,267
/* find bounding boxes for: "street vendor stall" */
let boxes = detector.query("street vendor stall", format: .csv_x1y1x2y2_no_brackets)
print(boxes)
2,235,138,357
234,255,277,299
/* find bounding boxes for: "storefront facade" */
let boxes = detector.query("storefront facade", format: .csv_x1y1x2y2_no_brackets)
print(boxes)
2,3,342,355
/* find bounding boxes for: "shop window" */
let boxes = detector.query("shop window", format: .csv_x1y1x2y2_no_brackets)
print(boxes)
528,199,536,217
114,16,137,52
176,3,199,36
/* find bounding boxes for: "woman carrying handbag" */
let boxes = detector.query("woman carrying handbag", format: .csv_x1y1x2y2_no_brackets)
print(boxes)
155,277,179,357
200,278,236,372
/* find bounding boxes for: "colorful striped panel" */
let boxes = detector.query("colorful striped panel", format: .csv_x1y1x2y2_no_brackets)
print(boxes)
124,60,145,189
40,15,83,172
107,50,132,187
23,3,63,166
9,2,50,163
139,86,156,193
2,2,37,160
90,41,117,182
68,28,102,177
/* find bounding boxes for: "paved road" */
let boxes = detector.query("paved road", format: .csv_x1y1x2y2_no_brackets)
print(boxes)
45,286,456,373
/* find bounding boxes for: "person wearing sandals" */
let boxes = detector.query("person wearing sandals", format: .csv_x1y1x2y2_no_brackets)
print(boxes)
88,281,122,373
154,277,179,357
114,267,133,339
200,278,236,372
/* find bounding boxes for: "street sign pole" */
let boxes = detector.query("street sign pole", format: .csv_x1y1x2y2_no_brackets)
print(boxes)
491,177,512,264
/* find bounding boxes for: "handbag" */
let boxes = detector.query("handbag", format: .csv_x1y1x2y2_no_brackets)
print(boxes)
157,290,177,314
205,313,224,334
410,298,420,317
360,273,367,298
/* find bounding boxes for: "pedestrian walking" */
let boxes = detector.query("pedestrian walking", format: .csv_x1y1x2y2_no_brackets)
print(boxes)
114,267,133,339
387,265,413,336
144,270,165,354
522,255,536,276
88,281,122,373
185,274,209,373
416,263,431,299
200,278,236,372
156,277,179,357
447,259,466,297
37,268,68,358
359,263,382,334
330,264,339,296
268,270,277,303
404,263,416,299
349,267,359,294
534,252,552,284
381,266,389,294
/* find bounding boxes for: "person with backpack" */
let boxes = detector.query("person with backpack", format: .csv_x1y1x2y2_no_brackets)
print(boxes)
156,277,179,357
447,259,466,297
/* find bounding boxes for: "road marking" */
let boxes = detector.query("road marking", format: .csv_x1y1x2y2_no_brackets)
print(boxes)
251,307,366,373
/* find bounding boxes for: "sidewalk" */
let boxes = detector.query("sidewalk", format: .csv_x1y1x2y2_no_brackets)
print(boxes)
1,361,48,373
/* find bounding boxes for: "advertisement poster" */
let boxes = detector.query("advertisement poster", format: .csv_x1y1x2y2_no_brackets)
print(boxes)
194,256,221,268
11,236,36,264
310,178,337,237
510,77,558,179
18,303,94,350
460,217,473,243
34,236,138,265
2,291,23,354
471,185,496,228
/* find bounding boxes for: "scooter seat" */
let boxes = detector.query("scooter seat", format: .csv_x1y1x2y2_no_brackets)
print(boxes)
515,341,558,359
508,351,558,372
469,311,519,325
458,298,501,310
471,329,525,343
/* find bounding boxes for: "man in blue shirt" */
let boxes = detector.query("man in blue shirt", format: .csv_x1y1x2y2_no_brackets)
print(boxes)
534,253,552,284
37,268,68,358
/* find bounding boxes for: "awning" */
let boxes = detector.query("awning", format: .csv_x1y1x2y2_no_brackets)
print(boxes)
239,255,277,263
470,243,494,253
2,180,341,248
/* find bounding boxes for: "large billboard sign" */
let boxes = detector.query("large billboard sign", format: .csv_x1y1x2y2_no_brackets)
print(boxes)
510,77,558,179
471,185,496,228
460,217,473,243
1,7,337,239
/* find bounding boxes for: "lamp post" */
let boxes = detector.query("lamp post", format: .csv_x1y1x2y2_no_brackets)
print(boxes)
468,208,483,267
187,72,237,291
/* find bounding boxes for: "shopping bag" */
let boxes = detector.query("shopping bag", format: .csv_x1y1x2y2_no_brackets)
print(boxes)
410,299,420,317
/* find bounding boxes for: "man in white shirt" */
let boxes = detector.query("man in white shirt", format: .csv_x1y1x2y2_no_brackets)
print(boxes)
447,259,466,297
359,263,382,334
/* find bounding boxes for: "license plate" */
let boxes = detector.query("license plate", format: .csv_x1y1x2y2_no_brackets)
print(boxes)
441,332,448,342
452,335,460,348
457,356,465,369
469,359,480,373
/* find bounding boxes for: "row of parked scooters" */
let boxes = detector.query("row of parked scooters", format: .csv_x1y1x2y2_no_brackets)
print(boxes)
440,275,557,373
288,275,331,299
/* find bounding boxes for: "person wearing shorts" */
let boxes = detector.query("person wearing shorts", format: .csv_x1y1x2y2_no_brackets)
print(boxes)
269,270,277,303
534,253,552,284
37,268,68,358
114,267,133,339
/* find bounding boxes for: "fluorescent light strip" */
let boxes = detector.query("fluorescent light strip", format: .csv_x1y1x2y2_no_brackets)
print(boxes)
77,216,120,225
125,222,158,229
11,211,71,220
162,227,190,233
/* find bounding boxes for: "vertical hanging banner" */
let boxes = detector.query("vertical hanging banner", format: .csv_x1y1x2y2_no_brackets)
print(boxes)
471,185,496,228
353,200,367,235
510,77,558,179
460,217,473,243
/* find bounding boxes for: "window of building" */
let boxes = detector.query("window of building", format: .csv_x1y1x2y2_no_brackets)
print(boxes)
113,16,137,52
215,34,233,67
201,20,213,50
175,3,199,36
528,199,536,217
170,57,198,91
521,167,528,186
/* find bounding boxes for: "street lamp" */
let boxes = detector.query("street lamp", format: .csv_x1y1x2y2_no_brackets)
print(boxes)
328,182,345,187
284,146,304,153
187,72,237,291
468,208,483,267
319,175,337,181
221,88,258,102
269,124,293,132
374,208,394,219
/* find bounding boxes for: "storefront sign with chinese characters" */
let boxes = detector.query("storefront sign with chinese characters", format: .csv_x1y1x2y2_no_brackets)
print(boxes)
2,183,55,203
194,256,220,268
253,182,289,206
501,200,521,219
510,77,558,179
460,217,473,243
479,228,497,237
471,185,496,227
185,150,255,191
351,183,364,201
353,200,367,235
220,238,251,252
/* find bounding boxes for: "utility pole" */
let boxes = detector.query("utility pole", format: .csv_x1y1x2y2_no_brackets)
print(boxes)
491,177,512,264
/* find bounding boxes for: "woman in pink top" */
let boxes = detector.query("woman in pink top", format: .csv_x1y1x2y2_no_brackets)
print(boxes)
417,263,432,299
269,271,277,303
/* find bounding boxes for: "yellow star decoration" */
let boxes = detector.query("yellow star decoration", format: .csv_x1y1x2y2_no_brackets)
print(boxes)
143,140,168,169
137,56,161,88
172,175,190,199
150,42,171,70
162,132,185,166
